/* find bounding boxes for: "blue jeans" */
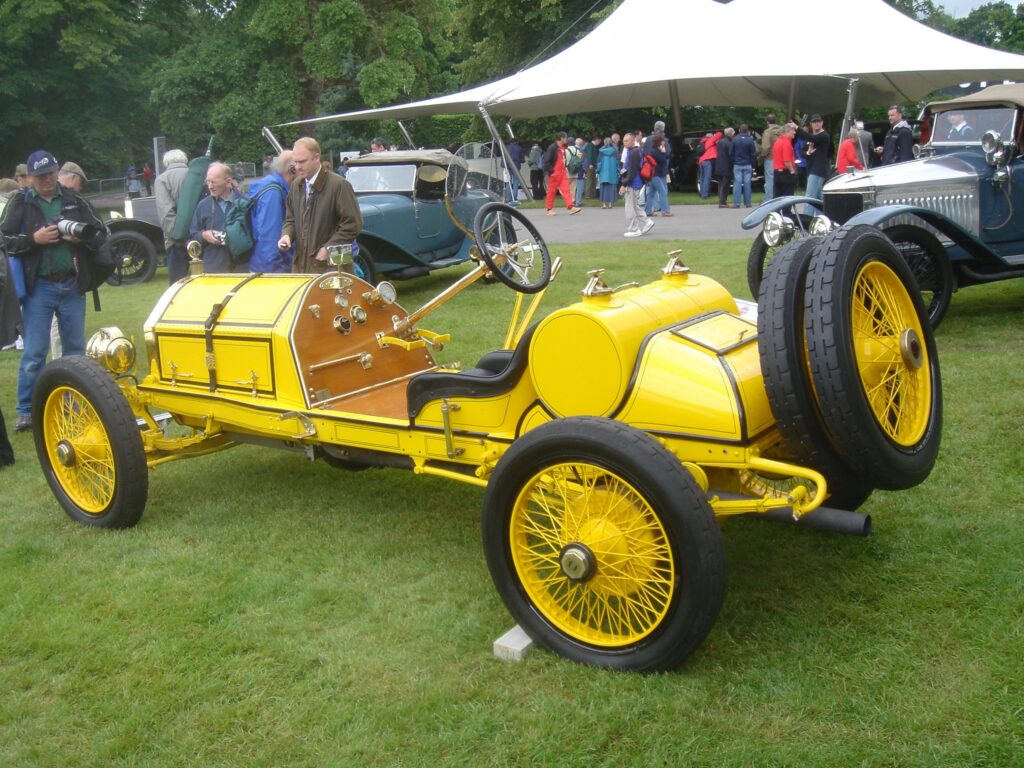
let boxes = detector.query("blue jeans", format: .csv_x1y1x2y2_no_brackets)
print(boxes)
733,165,753,206
644,176,670,215
763,158,774,199
573,176,585,206
698,160,713,198
17,276,85,416
507,172,520,204
804,173,826,214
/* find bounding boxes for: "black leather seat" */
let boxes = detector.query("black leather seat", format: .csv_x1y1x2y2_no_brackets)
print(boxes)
407,324,537,419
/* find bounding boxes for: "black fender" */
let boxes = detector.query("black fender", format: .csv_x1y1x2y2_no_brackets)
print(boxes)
846,204,1006,267
741,196,824,230
105,218,165,255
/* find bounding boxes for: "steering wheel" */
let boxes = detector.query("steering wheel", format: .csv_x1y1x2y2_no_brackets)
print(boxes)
472,202,552,294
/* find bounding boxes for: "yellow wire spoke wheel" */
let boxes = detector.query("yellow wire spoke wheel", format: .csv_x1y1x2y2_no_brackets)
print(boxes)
32,357,148,528
482,417,724,672
509,462,674,647
42,386,116,514
850,260,931,447
805,225,942,491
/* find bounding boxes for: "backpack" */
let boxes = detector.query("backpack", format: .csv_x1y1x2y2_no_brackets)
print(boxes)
565,146,583,175
223,182,285,262
640,153,657,182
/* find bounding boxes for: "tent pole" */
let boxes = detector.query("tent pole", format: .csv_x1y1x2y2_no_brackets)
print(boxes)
788,78,797,119
840,78,860,151
397,121,416,150
669,81,683,135
479,104,532,202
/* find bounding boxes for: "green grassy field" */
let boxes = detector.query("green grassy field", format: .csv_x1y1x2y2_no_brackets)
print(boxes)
1,240,1022,767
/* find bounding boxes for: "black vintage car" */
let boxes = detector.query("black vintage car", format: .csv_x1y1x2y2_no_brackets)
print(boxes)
744,83,1024,327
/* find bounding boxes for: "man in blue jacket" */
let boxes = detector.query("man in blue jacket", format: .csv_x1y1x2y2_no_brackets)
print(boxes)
247,151,295,272
729,124,758,208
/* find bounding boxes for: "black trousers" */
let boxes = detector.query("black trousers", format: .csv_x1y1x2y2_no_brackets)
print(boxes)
0,407,14,466
774,169,797,198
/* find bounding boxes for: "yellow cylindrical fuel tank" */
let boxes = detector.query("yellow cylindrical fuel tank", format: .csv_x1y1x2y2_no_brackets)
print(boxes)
529,272,738,418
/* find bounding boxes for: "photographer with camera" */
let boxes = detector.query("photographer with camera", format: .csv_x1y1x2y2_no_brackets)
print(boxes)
0,150,108,432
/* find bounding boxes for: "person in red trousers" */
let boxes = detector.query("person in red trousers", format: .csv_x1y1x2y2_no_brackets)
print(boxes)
541,132,582,216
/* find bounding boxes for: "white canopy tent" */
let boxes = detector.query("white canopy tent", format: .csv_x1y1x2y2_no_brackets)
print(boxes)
277,0,1024,130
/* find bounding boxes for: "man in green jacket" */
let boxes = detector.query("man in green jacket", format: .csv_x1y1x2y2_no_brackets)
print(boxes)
278,137,362,274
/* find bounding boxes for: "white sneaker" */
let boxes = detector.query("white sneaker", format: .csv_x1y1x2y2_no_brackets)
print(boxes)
624,230,642,238
642,219,655,235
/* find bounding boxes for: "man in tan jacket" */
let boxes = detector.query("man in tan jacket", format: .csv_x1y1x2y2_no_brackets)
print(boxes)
278,137,362,273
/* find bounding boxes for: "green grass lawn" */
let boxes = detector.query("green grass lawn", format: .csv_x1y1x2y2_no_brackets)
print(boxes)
1,240,1022,767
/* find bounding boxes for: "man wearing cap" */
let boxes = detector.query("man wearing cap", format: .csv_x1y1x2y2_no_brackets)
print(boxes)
0,150,107,432
796,115,831,210
14,164,29,190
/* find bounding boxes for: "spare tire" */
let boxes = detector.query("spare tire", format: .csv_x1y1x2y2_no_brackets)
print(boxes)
757,237,873,510
804,225,942,491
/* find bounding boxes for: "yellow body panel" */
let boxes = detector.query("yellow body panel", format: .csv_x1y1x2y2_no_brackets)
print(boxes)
122,264,828,518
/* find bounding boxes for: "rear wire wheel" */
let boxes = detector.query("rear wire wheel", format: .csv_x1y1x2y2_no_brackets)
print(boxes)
482,417,725,672
804,225,942,490
32,357,148,527
882,224,954,328
757,237,873,510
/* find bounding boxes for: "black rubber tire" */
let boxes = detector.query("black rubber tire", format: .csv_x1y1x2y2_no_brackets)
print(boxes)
472,202,552,293
106,230,158,286
804,225,942,491
32,357,148,528
882,224,954,329
746,213,813,298
481,417,725,672
757,237,873,510
353,241,378,284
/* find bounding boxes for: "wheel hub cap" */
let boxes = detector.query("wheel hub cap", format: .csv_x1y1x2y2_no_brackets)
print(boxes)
900,328,924,370
55,440,76,467
559,543,596,583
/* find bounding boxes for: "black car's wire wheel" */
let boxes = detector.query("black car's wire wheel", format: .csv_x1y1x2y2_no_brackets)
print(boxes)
106,230,158,286
32,357,148,528
746,213,813,298
757,237,873,510
882,224,954,329
804,225,942,491
482,417,724,672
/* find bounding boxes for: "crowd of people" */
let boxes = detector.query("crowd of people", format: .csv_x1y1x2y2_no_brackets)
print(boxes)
519,105,919,232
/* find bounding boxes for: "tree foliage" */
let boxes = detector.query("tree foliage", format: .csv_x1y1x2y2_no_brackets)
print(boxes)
6,0,1024,179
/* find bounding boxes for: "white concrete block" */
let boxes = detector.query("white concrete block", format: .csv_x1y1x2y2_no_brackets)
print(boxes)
493,624,533,662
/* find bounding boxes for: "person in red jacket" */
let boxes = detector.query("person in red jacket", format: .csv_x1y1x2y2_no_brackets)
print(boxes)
836,127,866,173
698,131,722,198
772,123,799,202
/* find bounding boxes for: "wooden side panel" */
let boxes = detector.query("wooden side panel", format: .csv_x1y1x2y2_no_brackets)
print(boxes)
290,274,436,412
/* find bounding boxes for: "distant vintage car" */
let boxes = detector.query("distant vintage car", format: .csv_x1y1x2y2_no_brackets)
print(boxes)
744,83,1024,327
103,148,490,286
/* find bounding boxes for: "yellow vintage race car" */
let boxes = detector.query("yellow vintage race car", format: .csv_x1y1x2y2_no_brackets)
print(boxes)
30,204,941,672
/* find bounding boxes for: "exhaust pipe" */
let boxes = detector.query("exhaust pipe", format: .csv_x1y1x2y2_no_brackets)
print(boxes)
751,505,872,537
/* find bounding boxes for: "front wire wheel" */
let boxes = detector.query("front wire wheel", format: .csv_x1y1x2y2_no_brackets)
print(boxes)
482,417,724,672
882,224,954,329
804,225,942,491
33,357,148,527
